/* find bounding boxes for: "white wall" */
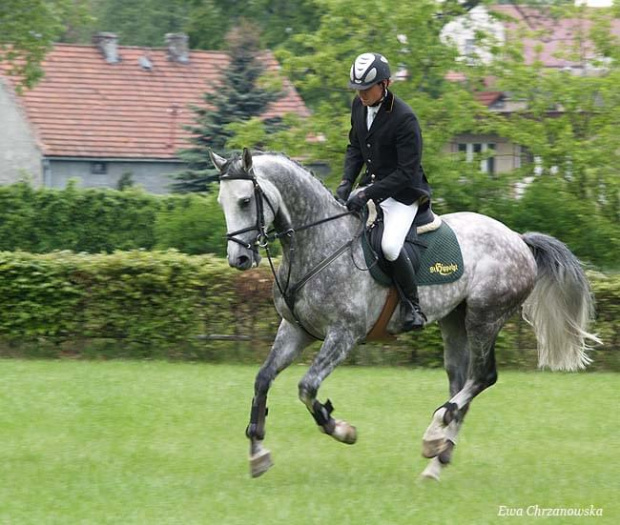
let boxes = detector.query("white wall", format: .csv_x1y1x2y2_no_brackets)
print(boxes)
440,6,505,65
0,79,43,186
48,159,187,194
575,1,612,6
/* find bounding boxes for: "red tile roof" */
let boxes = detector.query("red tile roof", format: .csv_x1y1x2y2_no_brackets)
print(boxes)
1,43,311,159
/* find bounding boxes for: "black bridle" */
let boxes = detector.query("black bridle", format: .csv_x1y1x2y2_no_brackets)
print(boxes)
220,168,360,340
223,168,279,251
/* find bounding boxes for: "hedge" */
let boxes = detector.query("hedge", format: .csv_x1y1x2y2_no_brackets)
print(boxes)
0,251,617,370
0,182,227,256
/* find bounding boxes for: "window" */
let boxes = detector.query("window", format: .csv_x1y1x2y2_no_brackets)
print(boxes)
457,142,496,175
464,39,476,57
91,162,107,174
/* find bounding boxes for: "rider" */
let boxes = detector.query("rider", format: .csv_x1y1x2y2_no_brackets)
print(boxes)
337,52,431,331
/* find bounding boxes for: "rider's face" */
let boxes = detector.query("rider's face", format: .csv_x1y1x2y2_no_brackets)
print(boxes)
357,83,384,106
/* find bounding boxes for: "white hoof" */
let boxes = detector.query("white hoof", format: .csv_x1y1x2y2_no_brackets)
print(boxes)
332,419,357,444
249,446,273,478
420,458,442,481
422,407,448,457
320,419,357,444
422,438,448,458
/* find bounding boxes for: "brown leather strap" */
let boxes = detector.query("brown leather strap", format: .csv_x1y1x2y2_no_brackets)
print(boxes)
366,287,399,341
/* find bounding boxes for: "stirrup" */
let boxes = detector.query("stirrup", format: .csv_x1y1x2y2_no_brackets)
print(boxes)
402,301,426,331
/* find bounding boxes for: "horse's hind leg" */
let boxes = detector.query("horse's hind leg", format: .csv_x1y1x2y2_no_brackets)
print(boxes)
421,304,472,480
422,306,504,466
298,328,359,444
247,319,314,477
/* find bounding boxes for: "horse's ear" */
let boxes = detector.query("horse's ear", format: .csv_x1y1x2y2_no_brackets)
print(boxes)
209,150,227,172
242,147,253,172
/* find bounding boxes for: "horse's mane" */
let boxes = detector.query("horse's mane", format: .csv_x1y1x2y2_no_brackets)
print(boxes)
251,151,335,198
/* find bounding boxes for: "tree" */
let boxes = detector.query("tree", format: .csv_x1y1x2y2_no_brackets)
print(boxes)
67,0,320,51
0,0,89,90
189,0,321,50
484,2,620,224
85,0,193,48
172,21,283,193
229,0,493,211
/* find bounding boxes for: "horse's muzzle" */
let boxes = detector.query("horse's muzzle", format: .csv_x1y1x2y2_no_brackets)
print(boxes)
229,248,262,270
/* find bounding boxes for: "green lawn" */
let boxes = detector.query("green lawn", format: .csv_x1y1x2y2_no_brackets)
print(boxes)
0,360,616,524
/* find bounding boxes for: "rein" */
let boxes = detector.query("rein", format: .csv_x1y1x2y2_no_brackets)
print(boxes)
221,170,361,340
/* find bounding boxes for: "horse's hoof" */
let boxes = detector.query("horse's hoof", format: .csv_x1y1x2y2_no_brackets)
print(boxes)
420,461,442,482
438,440,455,464
249,448,273,478
333,420,357,445
422,438,447,458
320,419,357,444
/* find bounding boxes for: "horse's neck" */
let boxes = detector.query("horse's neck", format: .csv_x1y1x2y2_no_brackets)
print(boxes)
258,158,359,271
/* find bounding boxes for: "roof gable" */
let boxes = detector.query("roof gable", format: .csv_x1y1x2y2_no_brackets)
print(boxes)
1,43,310,159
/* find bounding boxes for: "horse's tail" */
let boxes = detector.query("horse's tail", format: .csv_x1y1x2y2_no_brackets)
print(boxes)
521,232,601,371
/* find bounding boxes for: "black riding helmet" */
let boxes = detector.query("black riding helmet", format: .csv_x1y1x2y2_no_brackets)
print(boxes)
348,52,391,90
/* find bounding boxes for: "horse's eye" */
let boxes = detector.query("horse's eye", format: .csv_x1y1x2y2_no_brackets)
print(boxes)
239,197,251,209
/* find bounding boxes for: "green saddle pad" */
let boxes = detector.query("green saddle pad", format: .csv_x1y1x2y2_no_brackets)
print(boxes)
363,220,464,287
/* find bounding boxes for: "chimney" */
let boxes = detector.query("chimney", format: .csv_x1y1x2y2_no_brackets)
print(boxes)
93,32,119,64
166,33,189,64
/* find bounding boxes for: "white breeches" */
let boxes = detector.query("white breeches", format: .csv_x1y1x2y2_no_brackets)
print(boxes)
379,197,419,261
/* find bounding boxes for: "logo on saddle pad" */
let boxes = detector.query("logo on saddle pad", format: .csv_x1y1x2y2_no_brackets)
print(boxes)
362,220,464,287
429,262,459,276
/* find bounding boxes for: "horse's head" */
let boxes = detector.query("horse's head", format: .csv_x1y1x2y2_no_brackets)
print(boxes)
211,148,279,270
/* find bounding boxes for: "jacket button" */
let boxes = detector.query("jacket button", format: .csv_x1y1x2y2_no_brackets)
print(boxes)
366,143,371,148
367,158,372,163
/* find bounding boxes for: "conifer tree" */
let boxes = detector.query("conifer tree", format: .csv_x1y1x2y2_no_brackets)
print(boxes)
172,21,282,192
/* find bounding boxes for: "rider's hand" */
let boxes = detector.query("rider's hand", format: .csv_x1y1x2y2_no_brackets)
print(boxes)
335,180,353,204
346,191,368,213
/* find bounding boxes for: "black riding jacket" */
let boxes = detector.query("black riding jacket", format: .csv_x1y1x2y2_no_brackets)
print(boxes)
343,90,431,205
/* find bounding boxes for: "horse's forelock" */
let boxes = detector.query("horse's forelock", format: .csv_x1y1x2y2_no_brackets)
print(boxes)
218,151,274,180
217,154,244,180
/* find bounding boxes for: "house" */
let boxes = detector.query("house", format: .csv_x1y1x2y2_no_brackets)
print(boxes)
442,4,620,176
0,33,311,193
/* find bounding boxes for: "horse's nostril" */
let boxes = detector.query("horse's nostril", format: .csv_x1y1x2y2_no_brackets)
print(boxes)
237,255,251,267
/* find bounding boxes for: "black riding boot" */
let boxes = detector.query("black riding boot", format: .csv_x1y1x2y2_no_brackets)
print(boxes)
390,250,427,331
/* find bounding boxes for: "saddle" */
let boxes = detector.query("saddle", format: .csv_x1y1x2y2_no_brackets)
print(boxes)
362,201,464,288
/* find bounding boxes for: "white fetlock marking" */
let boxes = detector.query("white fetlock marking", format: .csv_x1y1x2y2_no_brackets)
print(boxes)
421,458,443,481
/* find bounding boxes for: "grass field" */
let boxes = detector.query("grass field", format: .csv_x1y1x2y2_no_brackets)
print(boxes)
0,360,616,524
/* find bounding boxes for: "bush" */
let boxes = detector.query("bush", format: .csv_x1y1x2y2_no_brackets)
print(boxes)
498,177,620,270
0,251,617,370
0,250,234,348
0,182,161,252
0,182,228,256
154,192,227,257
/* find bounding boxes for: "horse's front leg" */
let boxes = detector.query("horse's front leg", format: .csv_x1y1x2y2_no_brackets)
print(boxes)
298,328,359,445
247,319,313,477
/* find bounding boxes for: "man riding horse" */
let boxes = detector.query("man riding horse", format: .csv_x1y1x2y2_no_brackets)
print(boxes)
337,52,430,331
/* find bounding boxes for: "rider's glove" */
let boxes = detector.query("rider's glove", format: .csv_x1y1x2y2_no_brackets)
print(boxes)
335,180,353,204
346,190,368,213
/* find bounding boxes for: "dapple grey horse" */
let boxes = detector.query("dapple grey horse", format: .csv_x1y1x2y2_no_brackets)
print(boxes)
211,148,600,480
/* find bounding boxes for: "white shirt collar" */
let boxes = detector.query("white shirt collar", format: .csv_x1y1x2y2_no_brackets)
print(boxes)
366,104,381,130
